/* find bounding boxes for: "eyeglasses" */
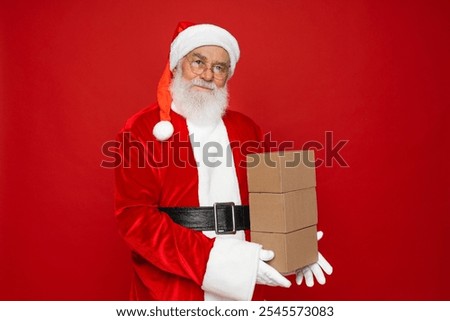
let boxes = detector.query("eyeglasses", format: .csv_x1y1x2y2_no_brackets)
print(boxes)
186,56,230,80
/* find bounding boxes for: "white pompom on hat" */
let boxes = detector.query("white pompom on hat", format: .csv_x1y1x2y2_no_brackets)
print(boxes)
152,22,240,141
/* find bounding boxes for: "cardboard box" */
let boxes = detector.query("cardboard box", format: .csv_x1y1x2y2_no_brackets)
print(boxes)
247,150,316,193
249,187,318,233
251,225,318,274
247,150,319,273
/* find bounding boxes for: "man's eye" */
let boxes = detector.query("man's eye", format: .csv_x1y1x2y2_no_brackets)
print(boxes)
192,60,205,67
213,65,224,73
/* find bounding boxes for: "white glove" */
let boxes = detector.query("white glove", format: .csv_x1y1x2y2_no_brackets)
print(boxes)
296,231,333,287
257,249,292,288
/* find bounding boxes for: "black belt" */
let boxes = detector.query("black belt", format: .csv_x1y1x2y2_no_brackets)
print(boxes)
160,202,250,234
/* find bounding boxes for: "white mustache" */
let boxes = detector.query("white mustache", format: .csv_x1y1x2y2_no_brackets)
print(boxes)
190,78,216,90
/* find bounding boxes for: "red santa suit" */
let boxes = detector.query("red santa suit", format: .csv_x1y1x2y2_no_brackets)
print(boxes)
114,21,286,300
114,102,266,300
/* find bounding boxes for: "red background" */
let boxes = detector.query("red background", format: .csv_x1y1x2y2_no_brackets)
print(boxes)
1,0,449,300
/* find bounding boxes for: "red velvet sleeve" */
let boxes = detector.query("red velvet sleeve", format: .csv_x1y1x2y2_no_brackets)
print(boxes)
114,129,215,286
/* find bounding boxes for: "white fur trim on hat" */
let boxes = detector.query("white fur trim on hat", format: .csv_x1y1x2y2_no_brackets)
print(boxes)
169,24,240,76
152,120,174,141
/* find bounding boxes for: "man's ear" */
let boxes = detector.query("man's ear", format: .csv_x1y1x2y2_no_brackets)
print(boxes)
172,66,179,77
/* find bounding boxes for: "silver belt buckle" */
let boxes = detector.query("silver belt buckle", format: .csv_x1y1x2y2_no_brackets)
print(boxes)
213,202,236,234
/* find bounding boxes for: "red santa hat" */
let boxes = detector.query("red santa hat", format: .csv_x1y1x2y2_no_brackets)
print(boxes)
152,22,240,141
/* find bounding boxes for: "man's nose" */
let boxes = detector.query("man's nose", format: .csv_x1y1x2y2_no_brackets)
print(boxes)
200,67,214,81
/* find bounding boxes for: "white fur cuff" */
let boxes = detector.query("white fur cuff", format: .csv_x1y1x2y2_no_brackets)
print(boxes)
202,238,261,301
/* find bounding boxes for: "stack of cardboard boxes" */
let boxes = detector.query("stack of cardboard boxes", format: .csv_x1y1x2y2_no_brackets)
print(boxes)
247,150,318,274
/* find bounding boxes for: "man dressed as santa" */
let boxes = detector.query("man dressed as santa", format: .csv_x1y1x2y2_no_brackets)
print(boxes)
115,22,332,300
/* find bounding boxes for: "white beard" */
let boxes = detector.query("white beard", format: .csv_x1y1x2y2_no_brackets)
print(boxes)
169,70,229,126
